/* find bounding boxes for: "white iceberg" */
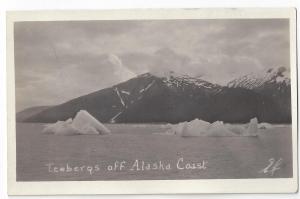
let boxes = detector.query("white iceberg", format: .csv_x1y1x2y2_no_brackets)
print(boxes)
207,121,237,136
42,110,111,135
42,121,76,135
258,122,272,129
224,124,246,135
165,118,259,137
181,119,210,137
172,122,188,136
246,117,258,136
42,120,81,136
72,110,111,135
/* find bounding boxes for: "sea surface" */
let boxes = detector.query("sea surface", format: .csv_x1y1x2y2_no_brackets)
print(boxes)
16,123,293,181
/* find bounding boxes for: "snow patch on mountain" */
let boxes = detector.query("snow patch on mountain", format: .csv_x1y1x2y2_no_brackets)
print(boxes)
227,66,290,89
144,80,156,91
121,90,130,95
161,71,221,92
114,87,126,107
110,111,123,123
109,77,157,123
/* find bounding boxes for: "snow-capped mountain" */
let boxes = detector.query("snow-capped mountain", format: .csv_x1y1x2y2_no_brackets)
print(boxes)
22,72,221,123
226,66,291,123
162,71,222,94
19,68,291,124
227,66,290,90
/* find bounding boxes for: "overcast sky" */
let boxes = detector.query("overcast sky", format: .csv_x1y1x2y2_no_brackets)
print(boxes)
14,19,290,111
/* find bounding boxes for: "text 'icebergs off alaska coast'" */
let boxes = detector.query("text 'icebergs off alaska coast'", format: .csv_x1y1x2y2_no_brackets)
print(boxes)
165,118,259,137
42,110,111,135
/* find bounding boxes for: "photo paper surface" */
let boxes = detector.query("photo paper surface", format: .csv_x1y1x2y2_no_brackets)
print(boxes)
7,8,298,194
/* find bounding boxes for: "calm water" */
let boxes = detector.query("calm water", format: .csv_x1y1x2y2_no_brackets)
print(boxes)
16,123,293,181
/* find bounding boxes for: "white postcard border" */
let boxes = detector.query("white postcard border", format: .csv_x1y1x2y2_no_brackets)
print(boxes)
6,8,298,195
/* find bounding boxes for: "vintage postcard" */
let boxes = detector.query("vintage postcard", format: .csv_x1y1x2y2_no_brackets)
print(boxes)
7,8,298,195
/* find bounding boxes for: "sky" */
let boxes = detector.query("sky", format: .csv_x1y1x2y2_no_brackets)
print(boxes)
14,19,290,111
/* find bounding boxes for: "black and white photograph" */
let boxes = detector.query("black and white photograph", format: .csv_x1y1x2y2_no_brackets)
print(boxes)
6,9,297,194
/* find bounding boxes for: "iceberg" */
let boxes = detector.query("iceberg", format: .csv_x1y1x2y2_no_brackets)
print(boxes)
72,110,111,135
258,122,272,129
42,121,78,135
224,124,246,135
42,110,111,135
43,120,81,136
181,119,210,137
207,121,237,136
246,117,258,136
165,118,259,137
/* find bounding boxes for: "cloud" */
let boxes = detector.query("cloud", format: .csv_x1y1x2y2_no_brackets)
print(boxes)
120,48,266,85
108,54,136,81
14,19,290,111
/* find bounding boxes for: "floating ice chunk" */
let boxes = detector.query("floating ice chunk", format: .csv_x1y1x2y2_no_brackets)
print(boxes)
246,117,258,136
65,118,72,124
161,123,177,135
72,110,111,135
42,110,111,135
42,122,60,134
225,124,246,135
154,125,177,135
181,119,210,137
164,117,259,137
42,120,80,135
258,122,272,129
80,125,99,135
207,121,236,136
54,122,81,136
167,122,187,136
42,121,65,134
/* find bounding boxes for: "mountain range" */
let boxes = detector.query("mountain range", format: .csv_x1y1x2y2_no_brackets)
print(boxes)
17,66,291,124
